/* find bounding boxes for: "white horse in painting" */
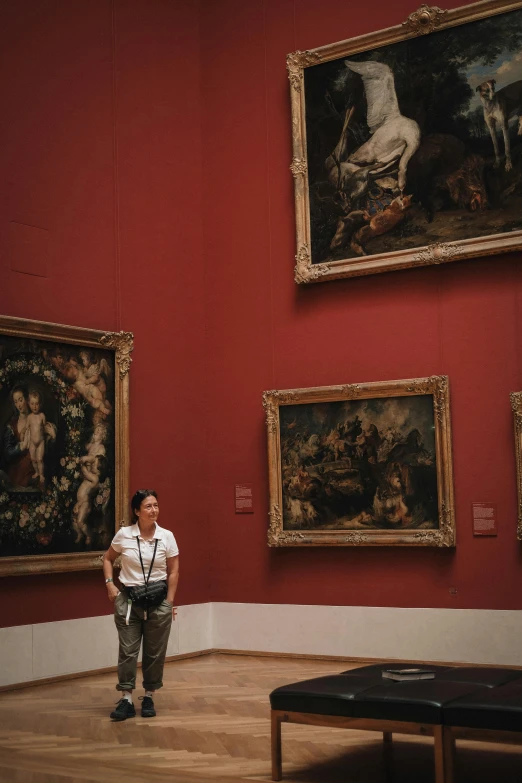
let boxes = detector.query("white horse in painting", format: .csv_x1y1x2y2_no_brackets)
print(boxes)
326,60,420,207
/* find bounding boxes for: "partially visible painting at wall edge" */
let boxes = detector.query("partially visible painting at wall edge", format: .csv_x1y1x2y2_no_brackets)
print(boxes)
510,390,522,540
264,375,455,547
289,0,522,283
0,315,133,577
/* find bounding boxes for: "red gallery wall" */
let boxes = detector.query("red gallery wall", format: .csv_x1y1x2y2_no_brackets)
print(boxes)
200,0,522,611
0,0,209,627
2,0,522,632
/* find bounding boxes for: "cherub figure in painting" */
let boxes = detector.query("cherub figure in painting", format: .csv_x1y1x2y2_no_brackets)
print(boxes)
77,350,112,415
72,453,107,545
84,423,107,460
22,389,47,486
66,352,111,416
47,349,112,416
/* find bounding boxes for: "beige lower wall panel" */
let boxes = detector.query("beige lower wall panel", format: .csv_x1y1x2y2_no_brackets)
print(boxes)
211,603,522,666
1,602,209,687
33,614,119,680
3,602,522,687
0,624,33,687
177,602,211,654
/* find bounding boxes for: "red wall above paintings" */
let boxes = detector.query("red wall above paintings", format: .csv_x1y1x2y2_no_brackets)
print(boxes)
2,0,522,630
200,0,522,612
0,0,209,626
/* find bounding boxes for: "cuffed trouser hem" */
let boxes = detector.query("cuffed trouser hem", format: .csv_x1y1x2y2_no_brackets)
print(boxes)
142,681,163,691
116,682,136,691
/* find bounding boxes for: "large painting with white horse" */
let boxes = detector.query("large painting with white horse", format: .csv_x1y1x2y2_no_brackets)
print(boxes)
264,377,455,547
290,0,522,282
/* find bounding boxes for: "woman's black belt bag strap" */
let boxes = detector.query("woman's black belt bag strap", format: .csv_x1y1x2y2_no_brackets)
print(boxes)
127,537,168,613
128,580,168,608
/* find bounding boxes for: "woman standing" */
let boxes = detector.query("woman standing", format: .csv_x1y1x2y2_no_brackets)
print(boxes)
103,489,179,721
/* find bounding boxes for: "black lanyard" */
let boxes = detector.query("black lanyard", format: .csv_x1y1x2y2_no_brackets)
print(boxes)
136,537,158,585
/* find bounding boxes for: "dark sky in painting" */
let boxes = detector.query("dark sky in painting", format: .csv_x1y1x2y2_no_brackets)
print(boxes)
304,7,522,262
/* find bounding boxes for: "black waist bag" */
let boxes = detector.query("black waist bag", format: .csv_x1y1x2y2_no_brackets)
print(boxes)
128,537,168,610
128,579,167,608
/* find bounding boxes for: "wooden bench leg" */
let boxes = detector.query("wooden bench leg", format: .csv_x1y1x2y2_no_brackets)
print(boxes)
442,726,455,783
383,732,393,779
433,725,446,783
271,711,283,781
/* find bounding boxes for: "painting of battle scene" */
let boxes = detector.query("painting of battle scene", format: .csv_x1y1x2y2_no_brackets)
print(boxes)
265,379,455,546
281,396,438,530
0,333,115,562
292,1,522,280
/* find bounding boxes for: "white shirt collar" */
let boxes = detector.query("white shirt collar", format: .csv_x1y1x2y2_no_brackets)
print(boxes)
129,522,160,540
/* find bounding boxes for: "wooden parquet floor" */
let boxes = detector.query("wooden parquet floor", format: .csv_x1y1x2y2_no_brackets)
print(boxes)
1,653,522,783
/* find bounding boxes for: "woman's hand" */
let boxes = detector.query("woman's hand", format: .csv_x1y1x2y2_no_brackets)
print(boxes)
107,583,120,602
103,546,120,602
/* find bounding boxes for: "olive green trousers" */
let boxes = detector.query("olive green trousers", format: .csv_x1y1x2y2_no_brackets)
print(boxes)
113,591,173,691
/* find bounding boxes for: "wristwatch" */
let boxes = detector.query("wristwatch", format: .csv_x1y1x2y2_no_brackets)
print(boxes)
105,578,113,584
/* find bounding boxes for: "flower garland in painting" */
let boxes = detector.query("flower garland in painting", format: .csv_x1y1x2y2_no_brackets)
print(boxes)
0,354,110,552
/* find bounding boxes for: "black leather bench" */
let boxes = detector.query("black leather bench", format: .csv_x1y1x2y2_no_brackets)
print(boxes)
269,663,522,782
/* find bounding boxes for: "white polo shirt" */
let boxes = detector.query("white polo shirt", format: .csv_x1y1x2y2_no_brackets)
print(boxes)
111,522,179,587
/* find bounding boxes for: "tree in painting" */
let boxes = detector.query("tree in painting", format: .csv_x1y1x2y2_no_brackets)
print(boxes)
305,7,522,263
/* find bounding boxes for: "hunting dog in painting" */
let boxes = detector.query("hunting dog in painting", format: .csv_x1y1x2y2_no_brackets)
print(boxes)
476,78,522,171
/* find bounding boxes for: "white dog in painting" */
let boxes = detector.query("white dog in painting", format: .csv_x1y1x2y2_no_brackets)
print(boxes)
476,78,522,171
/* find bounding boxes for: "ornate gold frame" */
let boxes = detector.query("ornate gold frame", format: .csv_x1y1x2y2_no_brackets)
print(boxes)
0,315,132,576
510,391,522,539
263,376,455,546
289,0,522,283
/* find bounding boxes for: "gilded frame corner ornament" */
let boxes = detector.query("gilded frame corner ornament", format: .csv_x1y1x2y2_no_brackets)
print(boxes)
264,376,455,547
99,331,134,379
403,4,448,34
0,315,132,576
294,245,329,284
288,0,522,284
287,50,322,91
510,391,522,540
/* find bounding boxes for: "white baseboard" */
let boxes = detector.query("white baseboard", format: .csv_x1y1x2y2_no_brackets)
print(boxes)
2,602,521,688
211,602,522,667
0,603,211,688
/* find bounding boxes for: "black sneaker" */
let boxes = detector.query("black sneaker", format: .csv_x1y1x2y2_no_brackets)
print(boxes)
110,697,136,721
139,695,156,717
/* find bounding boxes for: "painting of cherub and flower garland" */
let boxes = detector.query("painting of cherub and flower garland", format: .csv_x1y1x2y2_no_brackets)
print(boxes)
0,333,115,563
265,378,455,547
